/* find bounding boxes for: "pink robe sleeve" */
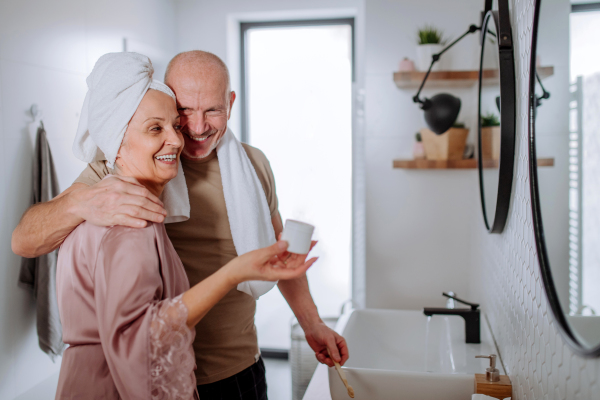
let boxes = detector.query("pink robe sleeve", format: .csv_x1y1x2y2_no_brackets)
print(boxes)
94,226,196,400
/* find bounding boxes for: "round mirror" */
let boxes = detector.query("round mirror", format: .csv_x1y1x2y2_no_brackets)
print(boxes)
477,9,516,233
529,0,600,356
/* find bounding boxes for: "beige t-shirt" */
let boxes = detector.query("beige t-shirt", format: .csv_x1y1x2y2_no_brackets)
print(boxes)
74,144,279,385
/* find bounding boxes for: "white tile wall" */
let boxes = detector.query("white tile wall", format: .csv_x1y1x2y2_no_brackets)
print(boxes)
470,0,600,398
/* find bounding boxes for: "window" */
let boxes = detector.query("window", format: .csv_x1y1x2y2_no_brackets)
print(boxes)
568,8,600,315
241,19,354,349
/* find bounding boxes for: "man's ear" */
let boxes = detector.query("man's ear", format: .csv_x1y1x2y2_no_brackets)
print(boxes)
228,91,236,119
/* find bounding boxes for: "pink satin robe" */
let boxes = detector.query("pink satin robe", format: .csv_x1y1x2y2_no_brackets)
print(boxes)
55,221,197,400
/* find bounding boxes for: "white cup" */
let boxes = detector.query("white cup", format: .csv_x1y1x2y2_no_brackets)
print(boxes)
280,220,315,254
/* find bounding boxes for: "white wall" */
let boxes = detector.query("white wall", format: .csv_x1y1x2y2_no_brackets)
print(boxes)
364,0,483,309
470,0,600,398
0,1,177,398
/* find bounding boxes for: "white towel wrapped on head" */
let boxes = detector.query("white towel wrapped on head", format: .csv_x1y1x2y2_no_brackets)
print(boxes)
72,52,190,223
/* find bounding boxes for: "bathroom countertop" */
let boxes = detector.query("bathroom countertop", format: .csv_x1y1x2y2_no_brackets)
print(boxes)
303,364,332,400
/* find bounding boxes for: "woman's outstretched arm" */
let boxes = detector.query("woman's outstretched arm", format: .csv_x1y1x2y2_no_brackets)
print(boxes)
182,240,317,328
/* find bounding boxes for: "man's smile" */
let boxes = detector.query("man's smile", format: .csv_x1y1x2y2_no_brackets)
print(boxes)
185,131,216,142
188,134,209,142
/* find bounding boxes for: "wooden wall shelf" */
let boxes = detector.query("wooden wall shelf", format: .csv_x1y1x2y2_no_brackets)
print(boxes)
393,66,554,89
393,158,555,169
537,66,554,80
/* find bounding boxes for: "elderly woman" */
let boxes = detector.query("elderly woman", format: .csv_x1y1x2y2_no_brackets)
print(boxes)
55,53,316,400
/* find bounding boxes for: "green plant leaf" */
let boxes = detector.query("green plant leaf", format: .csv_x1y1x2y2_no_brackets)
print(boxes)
417,25,445,45
481,112,500,127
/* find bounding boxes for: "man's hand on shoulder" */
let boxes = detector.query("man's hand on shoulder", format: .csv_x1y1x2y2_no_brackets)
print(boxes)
71,175,166,228
11,175,166,258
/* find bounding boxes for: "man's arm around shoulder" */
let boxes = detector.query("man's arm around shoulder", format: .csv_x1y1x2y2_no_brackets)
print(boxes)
12,184,87,257
12,176,167,258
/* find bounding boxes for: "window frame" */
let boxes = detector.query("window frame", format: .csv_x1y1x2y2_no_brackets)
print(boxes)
239,18,355,143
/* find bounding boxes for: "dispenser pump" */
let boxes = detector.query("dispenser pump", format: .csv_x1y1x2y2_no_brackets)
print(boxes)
476,354,500,382
474,354,511,398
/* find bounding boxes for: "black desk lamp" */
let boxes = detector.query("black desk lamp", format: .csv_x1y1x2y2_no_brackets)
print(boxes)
412,24,481,134
535,70,550,107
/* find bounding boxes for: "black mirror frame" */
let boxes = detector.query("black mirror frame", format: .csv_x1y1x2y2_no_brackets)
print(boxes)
528,0,600,357
477,4,516,234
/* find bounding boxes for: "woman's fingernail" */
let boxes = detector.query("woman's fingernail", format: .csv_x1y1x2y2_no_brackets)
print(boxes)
278,240,288,251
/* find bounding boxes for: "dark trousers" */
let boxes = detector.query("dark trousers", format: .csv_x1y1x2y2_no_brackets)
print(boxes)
196,358,268,400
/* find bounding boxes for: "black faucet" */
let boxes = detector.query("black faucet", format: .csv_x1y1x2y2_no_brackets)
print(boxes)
423,292,480,344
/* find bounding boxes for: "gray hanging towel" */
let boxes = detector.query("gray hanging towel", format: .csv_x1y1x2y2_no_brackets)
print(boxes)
18,123,66,360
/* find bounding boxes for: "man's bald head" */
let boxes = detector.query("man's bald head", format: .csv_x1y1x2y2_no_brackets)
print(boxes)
164,50,236,160
164,50,231,92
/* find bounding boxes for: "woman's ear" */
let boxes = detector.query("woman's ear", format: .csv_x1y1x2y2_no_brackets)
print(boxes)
115,131,129,161
115,145,126,169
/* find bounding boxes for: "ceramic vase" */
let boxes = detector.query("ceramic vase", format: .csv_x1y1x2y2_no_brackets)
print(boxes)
421,127,469,160
413,142,426,159
481,126,501,160
399,57,415,72
416,44,445,71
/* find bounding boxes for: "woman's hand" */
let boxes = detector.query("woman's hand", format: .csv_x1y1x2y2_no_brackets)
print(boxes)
225,240,318,286
184,240,317,328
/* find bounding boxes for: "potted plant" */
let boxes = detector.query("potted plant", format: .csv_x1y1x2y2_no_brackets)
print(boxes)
416,25,446,71
421,122,469,161
481,113,501,160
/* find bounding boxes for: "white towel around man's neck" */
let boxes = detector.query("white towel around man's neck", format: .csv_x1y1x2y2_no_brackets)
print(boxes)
217,128,277,299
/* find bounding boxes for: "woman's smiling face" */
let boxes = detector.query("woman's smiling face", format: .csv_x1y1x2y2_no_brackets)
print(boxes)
116,89,183,196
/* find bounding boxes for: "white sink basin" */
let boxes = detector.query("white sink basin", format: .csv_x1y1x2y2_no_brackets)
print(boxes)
328,309,502,400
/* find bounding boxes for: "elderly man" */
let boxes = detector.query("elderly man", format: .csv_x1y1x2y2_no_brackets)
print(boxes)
12,50,348,399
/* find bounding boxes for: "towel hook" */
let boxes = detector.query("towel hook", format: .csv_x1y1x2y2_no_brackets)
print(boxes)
30,104,42,121
29,104,44,130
